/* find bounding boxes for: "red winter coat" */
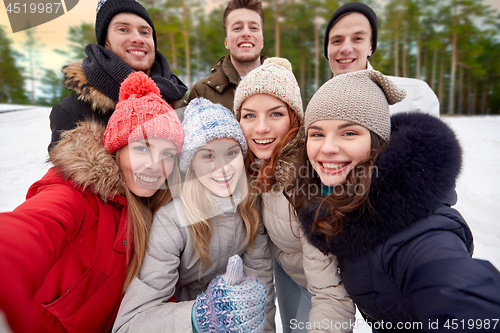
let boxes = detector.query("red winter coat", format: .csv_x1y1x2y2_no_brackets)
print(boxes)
0,121,131,333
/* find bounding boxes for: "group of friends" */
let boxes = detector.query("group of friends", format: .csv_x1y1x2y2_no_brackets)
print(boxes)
1,0,500,332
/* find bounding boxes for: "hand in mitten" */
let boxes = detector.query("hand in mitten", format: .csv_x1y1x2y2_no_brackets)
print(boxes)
194,255,267,333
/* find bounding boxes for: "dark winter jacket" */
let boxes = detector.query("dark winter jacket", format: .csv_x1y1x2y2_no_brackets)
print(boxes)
49,49,187,152
187,55,267,113
298,112,500,332
0,121,131,333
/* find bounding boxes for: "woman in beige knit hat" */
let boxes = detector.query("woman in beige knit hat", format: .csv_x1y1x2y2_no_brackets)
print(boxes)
290,69,500,331
234,57,355,333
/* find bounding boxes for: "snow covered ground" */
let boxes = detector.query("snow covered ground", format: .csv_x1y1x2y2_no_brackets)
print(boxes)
0,104,499,332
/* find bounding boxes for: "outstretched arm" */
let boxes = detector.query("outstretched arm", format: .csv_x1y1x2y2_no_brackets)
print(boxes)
395,218,500,331
0,180,88,332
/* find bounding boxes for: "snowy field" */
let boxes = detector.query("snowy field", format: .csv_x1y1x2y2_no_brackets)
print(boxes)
0,104,499,332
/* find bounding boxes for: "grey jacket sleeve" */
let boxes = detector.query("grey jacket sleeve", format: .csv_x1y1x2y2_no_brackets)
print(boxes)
112,206,194,333
302,235,356,333
241,199,276,333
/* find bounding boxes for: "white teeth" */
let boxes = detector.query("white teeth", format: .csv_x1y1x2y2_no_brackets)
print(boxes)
322,162,348,170
129,51,145,55
254,139,275,144
338,59,354,63
213,175,233,182
239,43,253,48
136,174,159,183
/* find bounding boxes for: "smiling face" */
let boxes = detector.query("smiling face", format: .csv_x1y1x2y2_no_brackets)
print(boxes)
327,13,373,75
307,119,372,186
106,13,155,74
191,138,244,197
224,8,264,66
119,138,177,197
239,94,291,160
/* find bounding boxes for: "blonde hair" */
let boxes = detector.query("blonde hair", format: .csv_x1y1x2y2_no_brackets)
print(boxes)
117,152,181,291
181,156,259,274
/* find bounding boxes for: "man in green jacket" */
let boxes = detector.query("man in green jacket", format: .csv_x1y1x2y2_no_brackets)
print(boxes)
188,0,267,113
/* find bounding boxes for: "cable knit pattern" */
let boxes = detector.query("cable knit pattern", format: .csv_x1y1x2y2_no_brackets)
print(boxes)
305,69,406,142
180,97,248,173
194,255,267,333
102,72,183,154
233,57,303,120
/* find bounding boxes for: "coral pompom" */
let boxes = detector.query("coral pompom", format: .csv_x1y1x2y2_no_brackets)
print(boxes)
118,71,161,101
263,57,292,71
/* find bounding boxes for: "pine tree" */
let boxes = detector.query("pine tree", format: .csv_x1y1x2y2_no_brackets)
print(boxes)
0,25,28,104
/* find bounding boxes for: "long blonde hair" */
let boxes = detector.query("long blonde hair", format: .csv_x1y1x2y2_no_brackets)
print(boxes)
181,157,259,274
117,152,181,291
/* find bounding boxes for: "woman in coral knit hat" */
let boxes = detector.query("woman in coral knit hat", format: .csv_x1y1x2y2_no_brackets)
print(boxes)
0,71,183,333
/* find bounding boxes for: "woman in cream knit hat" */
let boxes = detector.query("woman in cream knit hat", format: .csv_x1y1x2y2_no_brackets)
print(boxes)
235,57,355,333
291,69,500,331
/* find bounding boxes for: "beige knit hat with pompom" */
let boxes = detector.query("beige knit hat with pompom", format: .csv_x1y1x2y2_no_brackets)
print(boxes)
233,57,303,120
305,70,406,142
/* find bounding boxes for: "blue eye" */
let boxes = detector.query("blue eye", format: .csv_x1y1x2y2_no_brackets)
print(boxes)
133,146,149,152
271,112,284,117
343,131,357,137
242,114,255,119
228,150,240,157
162,151,175,159
309,132,324,138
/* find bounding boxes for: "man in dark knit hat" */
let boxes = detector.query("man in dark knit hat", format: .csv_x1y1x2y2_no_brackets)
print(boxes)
324,2,440,116
187,0,268,114
48,0,188,151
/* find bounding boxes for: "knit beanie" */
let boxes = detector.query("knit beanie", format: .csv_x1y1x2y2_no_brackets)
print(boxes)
233,57,303,120
324,2,378,59
305,70,406,142
180,97,248,173
103,71,183,154
95,0,157,50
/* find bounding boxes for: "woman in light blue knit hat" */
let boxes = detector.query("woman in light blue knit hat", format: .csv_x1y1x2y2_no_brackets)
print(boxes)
112,97,274,333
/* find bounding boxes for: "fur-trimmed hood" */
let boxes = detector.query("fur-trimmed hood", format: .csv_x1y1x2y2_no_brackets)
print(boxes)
275,124,306,187
48,120,126,201
63,61,116,113
299,112,463,257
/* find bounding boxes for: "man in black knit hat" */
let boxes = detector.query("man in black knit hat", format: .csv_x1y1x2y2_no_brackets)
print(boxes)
48,0,188,151
324,2,440,116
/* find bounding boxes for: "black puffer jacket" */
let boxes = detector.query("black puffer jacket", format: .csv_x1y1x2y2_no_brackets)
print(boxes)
299,113,500,332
